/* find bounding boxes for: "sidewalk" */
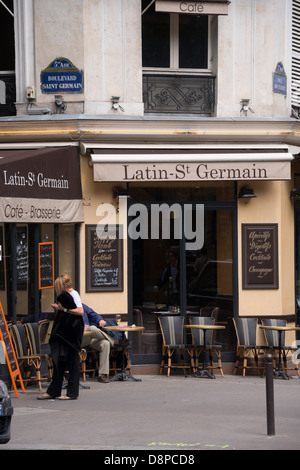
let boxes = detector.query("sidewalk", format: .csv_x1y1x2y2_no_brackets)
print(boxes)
1,374,300,451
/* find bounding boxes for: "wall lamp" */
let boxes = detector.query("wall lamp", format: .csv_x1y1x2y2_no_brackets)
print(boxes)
238,185,256,199
290,188,300,200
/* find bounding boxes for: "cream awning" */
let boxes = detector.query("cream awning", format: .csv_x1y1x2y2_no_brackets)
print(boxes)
89,151,293,182
0,146,84,223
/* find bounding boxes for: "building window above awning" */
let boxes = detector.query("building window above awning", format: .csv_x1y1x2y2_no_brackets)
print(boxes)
154,0,230,16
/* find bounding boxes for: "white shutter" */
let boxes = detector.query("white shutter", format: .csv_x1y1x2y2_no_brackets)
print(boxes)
292,0,300,108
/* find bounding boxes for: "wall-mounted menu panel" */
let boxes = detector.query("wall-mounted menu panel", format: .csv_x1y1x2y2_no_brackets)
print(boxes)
242,224,278,289
38,242,54,289
85,225,123,292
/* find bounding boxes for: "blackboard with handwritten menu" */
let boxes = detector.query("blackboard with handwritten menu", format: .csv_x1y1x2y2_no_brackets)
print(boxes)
85,225,123,292
38,242,54,289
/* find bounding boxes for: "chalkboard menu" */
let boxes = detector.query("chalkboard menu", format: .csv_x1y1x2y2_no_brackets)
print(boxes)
16,226,28,290
0,302,24,397
38,242,54,289
85,225,123,292
242,224,278,289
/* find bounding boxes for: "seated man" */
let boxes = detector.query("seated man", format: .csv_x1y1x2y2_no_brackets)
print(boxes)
82,304,124,383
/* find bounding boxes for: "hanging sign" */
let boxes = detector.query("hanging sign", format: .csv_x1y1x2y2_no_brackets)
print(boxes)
41,57,84,94
0,302,25,397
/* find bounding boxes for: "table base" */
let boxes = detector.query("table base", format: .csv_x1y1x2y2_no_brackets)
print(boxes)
186,368,216,380
274,370,291,380
110,372,141,382
110,348,142,382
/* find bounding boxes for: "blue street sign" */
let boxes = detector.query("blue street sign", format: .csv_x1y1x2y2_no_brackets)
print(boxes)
41,57,84,94
273,62,287,96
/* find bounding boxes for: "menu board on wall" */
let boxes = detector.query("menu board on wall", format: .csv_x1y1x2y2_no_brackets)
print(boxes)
16,226,28,290
85,225,123,292
38,242,54,289
242,224,278,289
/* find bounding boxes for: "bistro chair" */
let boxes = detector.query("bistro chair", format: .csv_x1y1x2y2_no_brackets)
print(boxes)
79,347,97,381
109,344,132,376
38,320,54,378
107,316,132,377
132,308,161,354
187,316,224,377
261,319,300,378
158,316,188,376
9,323,44,390
25,322,53,380
233,318,266,376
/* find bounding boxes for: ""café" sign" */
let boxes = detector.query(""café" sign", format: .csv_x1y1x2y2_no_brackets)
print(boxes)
155,1,230,15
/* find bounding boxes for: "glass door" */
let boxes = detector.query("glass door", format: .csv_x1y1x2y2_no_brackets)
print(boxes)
129,201,236,365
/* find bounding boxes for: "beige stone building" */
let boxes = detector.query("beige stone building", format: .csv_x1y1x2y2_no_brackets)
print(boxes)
1,0,300,372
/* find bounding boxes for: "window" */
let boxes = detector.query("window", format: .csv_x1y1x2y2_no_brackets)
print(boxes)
142,0,209,71
0,0,14,72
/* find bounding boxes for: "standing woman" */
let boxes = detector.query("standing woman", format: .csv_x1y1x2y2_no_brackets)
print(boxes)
38,274,84,400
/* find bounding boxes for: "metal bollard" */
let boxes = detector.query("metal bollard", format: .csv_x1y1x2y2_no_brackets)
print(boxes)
265,354,275,436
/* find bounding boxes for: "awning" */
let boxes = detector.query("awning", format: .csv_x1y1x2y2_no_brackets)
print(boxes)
155,0,230,15
90,150,293,182
0,146,84,223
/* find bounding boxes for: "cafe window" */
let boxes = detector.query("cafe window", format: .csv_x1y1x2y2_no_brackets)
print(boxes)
0,223,78,322
142,0,209,70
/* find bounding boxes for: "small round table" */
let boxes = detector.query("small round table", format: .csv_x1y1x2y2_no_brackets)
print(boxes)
260,325,300,380
103,325,144,382
184,324,226,379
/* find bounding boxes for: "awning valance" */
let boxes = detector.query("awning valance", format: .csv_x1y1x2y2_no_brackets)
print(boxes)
0,146,83,223
155,0,230,16
90,151,292,182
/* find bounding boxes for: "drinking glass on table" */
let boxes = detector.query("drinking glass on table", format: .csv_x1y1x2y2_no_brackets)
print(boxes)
116,314,121,325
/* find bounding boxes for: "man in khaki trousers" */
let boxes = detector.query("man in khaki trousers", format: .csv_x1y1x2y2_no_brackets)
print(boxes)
82,304,123,383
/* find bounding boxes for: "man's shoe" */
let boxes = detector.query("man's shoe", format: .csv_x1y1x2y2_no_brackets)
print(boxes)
98,374,109,383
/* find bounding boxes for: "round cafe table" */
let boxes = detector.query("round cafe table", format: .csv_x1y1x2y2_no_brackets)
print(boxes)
103,325,144,382
260,325,300,380
184,324,226,379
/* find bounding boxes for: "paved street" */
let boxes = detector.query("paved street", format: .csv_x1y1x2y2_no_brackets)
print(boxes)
1,374,300,452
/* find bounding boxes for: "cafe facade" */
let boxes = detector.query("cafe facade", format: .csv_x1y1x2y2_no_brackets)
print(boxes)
1,0,300,372
0,118,299,372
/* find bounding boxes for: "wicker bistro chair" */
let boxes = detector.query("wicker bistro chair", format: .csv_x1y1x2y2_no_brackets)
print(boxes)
187,316,224,377
37,320,53,378
25,322,53,380
233,318,267,376
261,319,300,378
158,316,189,376
9,323,44,390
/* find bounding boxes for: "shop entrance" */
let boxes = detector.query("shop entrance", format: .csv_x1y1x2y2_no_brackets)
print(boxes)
0,222,79,323
128,184,237,365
